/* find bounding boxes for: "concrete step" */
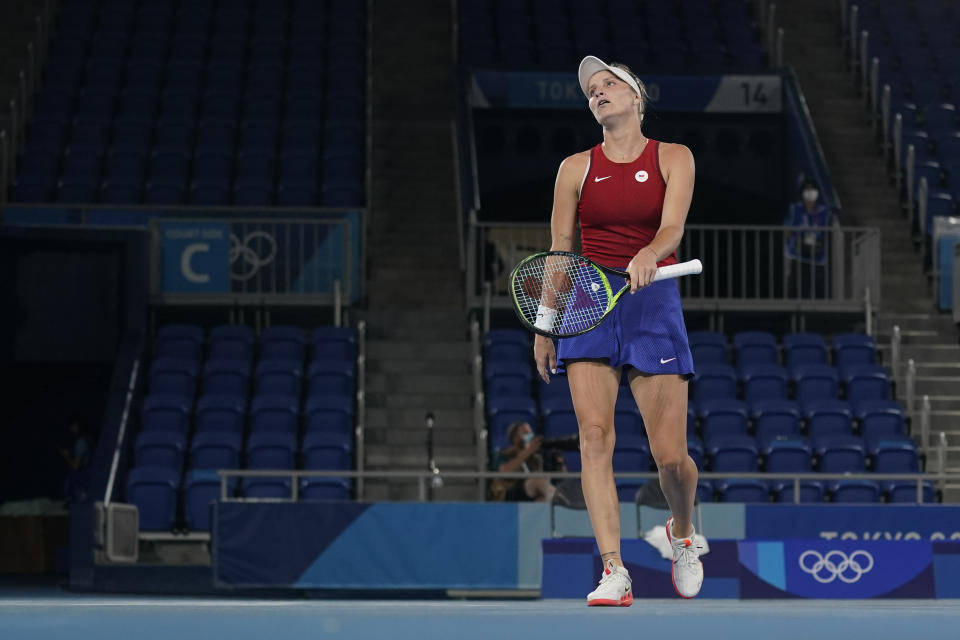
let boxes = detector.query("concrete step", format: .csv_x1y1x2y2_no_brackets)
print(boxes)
924,396,960,411
874,329,947,345
912,377,960,396
367,357,470,375
366,340,472,360
363,309,468,341
367,390,473,410
366,444,480,468
367,371,472,394
362,479,481,502
364,425,476,446
365,407,474,430
880,343,960,363
925,411,960,433
877,314,960,333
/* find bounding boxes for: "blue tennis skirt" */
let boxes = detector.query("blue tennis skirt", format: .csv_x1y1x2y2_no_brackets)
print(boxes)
556,275,695,378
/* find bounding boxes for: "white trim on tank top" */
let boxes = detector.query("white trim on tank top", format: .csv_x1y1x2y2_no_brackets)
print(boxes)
577,153,591,200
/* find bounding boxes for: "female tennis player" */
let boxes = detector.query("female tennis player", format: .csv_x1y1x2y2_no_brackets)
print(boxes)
533,56,701,604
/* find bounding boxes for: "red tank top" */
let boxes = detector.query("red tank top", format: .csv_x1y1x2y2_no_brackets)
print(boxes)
577,140,677,269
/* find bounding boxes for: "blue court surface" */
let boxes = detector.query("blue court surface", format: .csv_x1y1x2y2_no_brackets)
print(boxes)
2,594,959,640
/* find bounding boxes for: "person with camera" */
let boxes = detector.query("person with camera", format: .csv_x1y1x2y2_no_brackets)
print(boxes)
490,421,567,502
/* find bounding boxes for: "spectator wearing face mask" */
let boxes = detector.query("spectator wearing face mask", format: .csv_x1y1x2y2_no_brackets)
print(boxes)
784,178,833,298
488,421,558,502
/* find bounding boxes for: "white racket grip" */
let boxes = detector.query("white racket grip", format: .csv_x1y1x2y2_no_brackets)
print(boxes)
652,259,703,282
534,305,557,331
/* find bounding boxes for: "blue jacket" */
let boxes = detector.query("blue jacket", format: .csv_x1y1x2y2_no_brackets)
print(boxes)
784,201,832,264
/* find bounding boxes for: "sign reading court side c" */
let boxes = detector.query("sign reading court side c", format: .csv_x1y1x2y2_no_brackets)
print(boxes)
635,170,648,182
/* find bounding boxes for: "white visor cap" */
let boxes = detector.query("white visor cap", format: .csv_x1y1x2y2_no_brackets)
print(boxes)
578,55,642,100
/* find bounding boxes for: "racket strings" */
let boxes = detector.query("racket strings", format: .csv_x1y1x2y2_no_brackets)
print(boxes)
513,255,609,335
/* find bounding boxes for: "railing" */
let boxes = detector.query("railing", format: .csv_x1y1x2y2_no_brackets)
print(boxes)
470,315,487,500
218,468,946,505
147,217,354,314
103,357,142,506
954,242,960,322
355,320,367,500
467,221,881,316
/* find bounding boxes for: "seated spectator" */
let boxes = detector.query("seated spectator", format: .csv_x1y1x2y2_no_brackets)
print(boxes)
784,177,833,298
489,421,562,502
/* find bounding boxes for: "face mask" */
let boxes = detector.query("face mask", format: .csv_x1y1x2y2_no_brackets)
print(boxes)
802,189,818,203
521,431,535,446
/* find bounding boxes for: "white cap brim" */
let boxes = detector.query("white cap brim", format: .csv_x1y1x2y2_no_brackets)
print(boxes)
578,55,642,99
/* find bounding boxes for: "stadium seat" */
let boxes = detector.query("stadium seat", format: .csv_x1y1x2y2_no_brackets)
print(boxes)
246,432,297,469
485,360,533,398
260,326,307,362
696,480,714,503
708,435,759,472
255,359,304,397
692,363,737,403
687,434,705,470
717,479,769,503
310,327,358,361
751,399,801,447
732,331,779,366
149,357,198,397
300,477,352,500
763,437,812,473
617,479,646,502
855,399,907,442
304,395,354,435
189,431,242,470
773,481,824,503
134,431,186,473
842,365,890,403
804,399,854,441
829,480,881,504
242,477,292,499
302,431,353,470
183,470,237,530
688,330,727,365
886,481,936,503
614,394,644,437
537,374,572,404
739,363,789,403
487,395,538,450
209,325,256,362
697,398,749,441
141,394,192,434
250,395,300,434
202,358,251,397
782,332,828,368
831,333,877,368
484,332,530,363
126,467,180,530
792,364,840,403
306,359,356,396
815,435,867,473
612,434,651,472
870,438,920,473
540,396,579,438
194,394,246,434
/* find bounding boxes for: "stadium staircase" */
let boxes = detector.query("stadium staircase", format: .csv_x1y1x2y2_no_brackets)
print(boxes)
364,0,478,500
780,0,960,499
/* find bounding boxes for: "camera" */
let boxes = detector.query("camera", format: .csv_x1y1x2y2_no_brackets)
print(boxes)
540,434,579,471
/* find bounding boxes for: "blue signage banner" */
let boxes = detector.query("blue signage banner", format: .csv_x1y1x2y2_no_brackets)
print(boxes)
160,221,230,293
469,71,783,112
744,505,960,542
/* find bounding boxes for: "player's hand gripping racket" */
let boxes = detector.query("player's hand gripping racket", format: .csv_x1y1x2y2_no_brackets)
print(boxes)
510,251,702,338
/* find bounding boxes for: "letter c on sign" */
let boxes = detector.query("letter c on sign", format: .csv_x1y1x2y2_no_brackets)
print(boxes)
182,243,210,283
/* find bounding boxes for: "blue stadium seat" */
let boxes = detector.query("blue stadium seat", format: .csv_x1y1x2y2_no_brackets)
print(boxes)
485,360,533,398
242,478,292,499
537,374,572,405
855,399,907,442
831,333,877,368
142,394,192,434
732,331,779,366
202,358,251,397
763,437,812,473
687,434,704,470
145,181,185,204
791,364,840,403
885,481,936,503
697,398,749,441
134,431,186,473
612,434,650,472
302,395,353,435
183,470,237,530
246,431,297,469
189,431,242,470
57,180,98,203
717,479,769,503
540,396,578,438
300,477,352,500
773,481,823,503
306,359,356,396
209,325,256,362
815,435,867,473
870,438,920,473
126,467,180,530
310,327,358,361
783,332,828,367
194,394,246,434
692,363,737,403
614,394,644,437
688,330,728,365
156,324,204,363
739,363,789,403
250,395,300,434
149,357,198,397
302,431,353,470
829,480,881,504
100,181,142,204
487,395,538,450
277,182,318,206
696,480,714,503
616,480,646,502
842,365,890,404
751,399,801,447
259,326,307,362
255,359,304,397
233,182,274,205
804,399,854,441
484,331,529,363
110,120,153,154
708,435,759,472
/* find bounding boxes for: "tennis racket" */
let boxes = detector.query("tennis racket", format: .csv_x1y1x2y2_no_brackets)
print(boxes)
510,251,702,338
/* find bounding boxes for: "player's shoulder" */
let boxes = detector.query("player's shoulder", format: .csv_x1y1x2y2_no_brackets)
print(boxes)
560,149,592,171
657,141,694,161
656,141,695,176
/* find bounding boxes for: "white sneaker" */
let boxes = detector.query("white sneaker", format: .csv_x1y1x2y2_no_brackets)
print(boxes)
586,559,633,606
665,516,704,599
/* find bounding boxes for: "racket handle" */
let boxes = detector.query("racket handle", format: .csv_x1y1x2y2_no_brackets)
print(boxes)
652,259,703,282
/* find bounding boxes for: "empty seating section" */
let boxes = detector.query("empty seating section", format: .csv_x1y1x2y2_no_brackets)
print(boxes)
458,0,767,72
483,328,935,504
13,0,365,207
127,323,357,531
851,1,960,234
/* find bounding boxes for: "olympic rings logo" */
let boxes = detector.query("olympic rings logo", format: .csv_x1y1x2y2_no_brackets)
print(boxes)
229,231,277,281
798,550,874,584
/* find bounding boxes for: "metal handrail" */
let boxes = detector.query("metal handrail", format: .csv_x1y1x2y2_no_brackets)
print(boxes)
881,84,891,158
849,5,859,73
355,319,366,500
890,324,901,389
921,395,931,458
906,358,917,415
103,358,141,507
918,176,929,237
953,242,960,323
869,56,879,123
